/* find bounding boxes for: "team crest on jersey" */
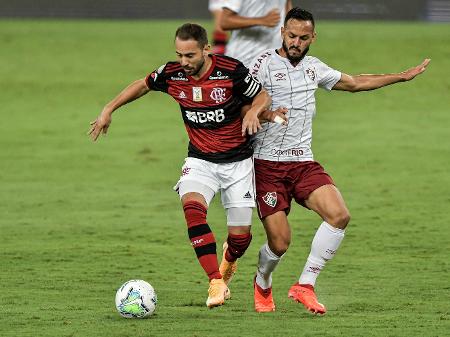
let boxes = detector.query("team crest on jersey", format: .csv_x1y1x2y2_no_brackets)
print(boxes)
306,68,316,81
192,87,203,102
210,87,227,104
262,192,277,207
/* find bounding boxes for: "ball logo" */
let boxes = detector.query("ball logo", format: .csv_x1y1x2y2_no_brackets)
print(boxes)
210,87,227,104
262,192,277,207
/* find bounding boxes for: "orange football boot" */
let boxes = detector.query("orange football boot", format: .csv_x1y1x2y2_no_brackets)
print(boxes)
219,242,237,285
254,277,275,312
288,283,326,314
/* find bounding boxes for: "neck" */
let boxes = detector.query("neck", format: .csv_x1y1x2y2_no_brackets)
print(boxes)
192,55,212,80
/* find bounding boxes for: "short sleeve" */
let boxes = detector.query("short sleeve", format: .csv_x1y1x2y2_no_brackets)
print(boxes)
232,61,262,100
145,64,169,93
221,0,242,13
314,58,341,91
249,50,272,86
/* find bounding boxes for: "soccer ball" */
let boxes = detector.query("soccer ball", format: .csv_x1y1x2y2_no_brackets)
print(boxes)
115,279,157,318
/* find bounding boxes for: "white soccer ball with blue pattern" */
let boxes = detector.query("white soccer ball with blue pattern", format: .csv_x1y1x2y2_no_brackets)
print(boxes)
115,280,157,318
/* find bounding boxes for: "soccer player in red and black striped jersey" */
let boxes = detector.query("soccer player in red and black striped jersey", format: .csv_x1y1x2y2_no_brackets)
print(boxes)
89,23,275,308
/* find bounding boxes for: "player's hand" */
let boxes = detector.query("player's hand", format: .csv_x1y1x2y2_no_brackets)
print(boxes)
242,112,262,136
260,107,288,125
88,113,112,141
261,9,281,28
401,58,431,81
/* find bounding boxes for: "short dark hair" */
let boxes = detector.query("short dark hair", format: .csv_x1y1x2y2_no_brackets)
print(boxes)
175,23,208,48
284,7,315,27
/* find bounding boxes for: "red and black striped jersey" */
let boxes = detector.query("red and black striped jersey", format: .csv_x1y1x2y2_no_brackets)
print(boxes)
145,54,262,163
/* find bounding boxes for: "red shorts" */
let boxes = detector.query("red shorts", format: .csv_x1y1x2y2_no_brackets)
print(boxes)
254,159,335,219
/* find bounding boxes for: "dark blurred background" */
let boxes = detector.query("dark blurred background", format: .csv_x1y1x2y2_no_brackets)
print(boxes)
0,0,449,21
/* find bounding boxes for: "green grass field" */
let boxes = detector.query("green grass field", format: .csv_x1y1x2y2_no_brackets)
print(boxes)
1,19,450,337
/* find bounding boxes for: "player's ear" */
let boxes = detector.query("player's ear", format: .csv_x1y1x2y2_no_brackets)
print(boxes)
204,44,211,56
311,31,317,43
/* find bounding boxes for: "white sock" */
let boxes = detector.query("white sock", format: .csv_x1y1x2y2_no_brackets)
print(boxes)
298,221,345,286
256,242,282,290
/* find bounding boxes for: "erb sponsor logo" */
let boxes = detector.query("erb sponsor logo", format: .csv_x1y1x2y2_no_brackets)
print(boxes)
271,148,304,157
185,109,225,124
262,192,277,207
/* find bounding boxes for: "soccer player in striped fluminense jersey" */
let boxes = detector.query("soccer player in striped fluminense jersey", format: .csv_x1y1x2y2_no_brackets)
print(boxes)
248,8,430,314
220,0,293,67
88,23,285,309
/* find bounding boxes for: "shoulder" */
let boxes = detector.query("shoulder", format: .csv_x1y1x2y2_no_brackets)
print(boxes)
162,61,183,75
214,54,242,71
249,49,275,76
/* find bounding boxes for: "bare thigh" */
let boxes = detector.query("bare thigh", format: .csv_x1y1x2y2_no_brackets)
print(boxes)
304,184,350,229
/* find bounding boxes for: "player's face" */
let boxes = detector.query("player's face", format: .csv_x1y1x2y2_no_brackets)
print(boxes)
281,19,316,63
175,38,209,76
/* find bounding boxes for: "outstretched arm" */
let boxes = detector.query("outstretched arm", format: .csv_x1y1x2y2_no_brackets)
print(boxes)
88,79,150,141
332,59,430,92
220,7,281,30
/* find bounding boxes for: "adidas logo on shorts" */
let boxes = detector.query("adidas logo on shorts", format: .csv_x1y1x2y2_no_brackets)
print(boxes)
243,191,252,199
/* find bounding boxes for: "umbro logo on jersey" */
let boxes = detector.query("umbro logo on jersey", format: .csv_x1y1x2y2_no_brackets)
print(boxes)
243,191,252,199
274,72,287,81
262,192,277,207
178,91,187,99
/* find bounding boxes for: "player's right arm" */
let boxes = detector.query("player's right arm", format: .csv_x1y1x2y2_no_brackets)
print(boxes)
220,7,281,30
88,79,150,141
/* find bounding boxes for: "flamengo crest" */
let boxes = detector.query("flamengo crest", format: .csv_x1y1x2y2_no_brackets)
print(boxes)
210,87,227,104
262,192,277,207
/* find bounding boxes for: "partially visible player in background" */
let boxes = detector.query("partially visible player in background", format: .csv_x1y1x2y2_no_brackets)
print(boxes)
209,0,228,54
88,23,274,309
220,0,293,67
249,7,430,314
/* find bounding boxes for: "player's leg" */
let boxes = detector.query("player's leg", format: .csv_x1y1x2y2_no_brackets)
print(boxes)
220,209,252,286
299,184,349,287
218,158,254,286
175,158,229,308
289,175,349,314
253,159,293,312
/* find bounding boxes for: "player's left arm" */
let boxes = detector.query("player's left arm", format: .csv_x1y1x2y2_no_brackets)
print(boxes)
332,58,430,92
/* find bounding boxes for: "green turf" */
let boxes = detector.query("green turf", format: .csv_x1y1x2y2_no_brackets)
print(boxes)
1,19,450,337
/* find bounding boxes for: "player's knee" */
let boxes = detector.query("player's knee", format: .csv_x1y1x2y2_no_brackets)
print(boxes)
183,201,207,227
268,236,290,256
328,209,351,229
226,233,252,260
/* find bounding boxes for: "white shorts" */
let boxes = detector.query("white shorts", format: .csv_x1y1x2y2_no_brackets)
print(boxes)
208,0,226,11
174,157,256,209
